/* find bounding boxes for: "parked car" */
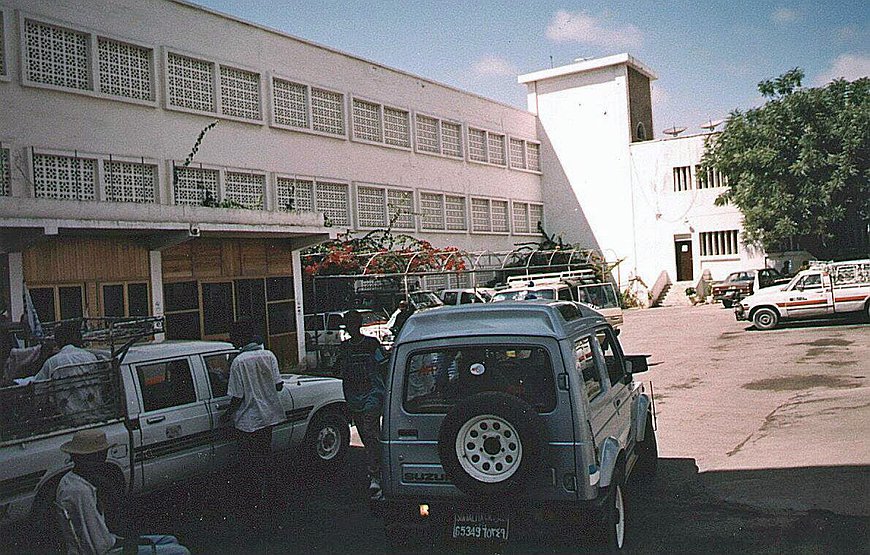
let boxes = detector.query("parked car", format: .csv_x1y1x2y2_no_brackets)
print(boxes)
303,310,388,368
0,333,350,532
439,288,493,305
376,301,656,551
712,268,789,307
736,259,870,330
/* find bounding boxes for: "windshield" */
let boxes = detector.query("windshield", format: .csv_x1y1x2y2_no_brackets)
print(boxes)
404,345,556,414
410,291,443,309
575,283,619,309
491,288,555,302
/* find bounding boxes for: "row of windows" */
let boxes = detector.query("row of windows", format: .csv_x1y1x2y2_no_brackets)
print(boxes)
29,281,150,323
23,150,543,235
673,165,727,192
699,230,739,256
10,13,541,173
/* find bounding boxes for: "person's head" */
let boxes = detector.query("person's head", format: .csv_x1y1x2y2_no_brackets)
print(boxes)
54,321,82,348
230,319,256,348
398,300,410,312
343,310,363,337
61,429,110,471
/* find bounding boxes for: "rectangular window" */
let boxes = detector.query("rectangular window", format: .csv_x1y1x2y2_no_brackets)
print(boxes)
445,195,467,231
315,181,350,227
127,283,150,317
491,200,509,232
699,230,739,256
224,171,265,209
695,165,727,189
203,353,232,398
513,202,530,234
272,78,308,129
0,12,6,78
101,282,149,317
467,128,488,162
441,122,463,159
173,166,218,206
529,204,544,232
471,198,491,232
28,285,85,322
32,153,96,201
357,185,386,228
219,65,260,120
487,134,506,167
415,115,440,154
97,37,153,101
526,143,541,172
163,281,201,340
23,19,91,91
104,161,156,203
0,147,9,196
311,88,345,135
352,98,382,143
387,188,414,229
509,138,526,169
673,166,692,192
166,52,214,112
102,284,125,317
574,337,602,400
137,359,196,412
201,281,234,337
383,107,411,148
58,286,84,320
420,192,445,231
276,177,314,212
30,287,56,323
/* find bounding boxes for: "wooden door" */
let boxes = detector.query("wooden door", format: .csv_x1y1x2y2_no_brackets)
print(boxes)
674,240,693,281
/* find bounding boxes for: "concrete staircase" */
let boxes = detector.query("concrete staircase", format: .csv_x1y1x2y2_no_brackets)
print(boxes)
658,280,696,307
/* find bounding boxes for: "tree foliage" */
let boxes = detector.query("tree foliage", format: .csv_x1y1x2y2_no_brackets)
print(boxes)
703,69,870,259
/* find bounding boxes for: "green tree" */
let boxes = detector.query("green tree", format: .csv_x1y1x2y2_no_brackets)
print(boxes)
703,69,870,260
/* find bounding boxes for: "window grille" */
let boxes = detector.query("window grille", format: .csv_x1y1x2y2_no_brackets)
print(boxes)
352,99,382,142
513,202,530,233
700,230,739,256
24,19,90,90
529,204,543,231
276,177,314,211
273,79,308,128
420,192,445,230
510,139,526,169
0,148,10,196
415,115,440,153
220,66,260,120
384,107,411,148
173,166,218,206
167,53,214,112
315,181,349,226
695,165,726,189
357,185,386,228
471,198,491,232
526,143,541,171
0,12,7,77
104,161,155,203
32,153,96,201
468,128,487,162
225,172,264,209
488,134,506,166
387,188,414,229
491,200,509,232
445,195,467,231
441,122,463,158
97,38,152,101
311,88,344,135
673,166,691,192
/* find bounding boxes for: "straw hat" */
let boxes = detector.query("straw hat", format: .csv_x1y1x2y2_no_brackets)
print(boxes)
60,429,113,455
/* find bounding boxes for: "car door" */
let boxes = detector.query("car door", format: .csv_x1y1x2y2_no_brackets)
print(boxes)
200,351,238,470
592,327,634,450
783,273,832,318
572,335,615,450
133,356,213,491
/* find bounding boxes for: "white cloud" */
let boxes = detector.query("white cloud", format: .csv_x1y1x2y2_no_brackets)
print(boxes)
472,55,519,77
545,10,642,49
814,53,870,85
771,7,798,23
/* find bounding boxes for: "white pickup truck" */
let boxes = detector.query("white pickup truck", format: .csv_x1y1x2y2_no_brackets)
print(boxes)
0,336,349,532
736,260,870,330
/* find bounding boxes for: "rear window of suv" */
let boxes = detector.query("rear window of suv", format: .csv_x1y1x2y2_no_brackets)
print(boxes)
403,345,556,414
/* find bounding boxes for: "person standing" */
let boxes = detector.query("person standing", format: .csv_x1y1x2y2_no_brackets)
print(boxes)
337,310,388,500
35,322,102,425
389,301,415,340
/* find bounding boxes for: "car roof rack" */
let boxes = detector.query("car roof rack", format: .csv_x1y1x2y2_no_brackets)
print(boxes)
42,316,164,359
506,269,597,287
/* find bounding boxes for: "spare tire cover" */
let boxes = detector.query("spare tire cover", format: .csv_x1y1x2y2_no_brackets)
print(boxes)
438,391,545,496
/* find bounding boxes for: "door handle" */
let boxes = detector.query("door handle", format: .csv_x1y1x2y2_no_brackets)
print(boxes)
146,416,166,424
614,398,621,408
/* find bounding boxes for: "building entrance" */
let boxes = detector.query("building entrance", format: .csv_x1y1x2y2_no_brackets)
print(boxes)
674,239,693,281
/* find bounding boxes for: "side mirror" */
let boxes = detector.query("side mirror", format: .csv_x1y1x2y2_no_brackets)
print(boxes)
625,354,650,374
614,328,621,336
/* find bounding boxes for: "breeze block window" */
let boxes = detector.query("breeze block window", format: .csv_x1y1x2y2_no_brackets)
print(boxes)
314,181,350,226
23,19,91,91
311,88,345,135
272,78,309,129
32,153,96,201
97,38,153,101
224,171,265,209
173,166,218,206
352,99,382,142
467,128,488,162
0,148,10,196
356,184,414,229
509,138,526,169
104,161,156,203
445,195,467,231
487,134,506,167
219,65,261,120
526,142,541,172
166,52,215,112
420,192,445,231
415,115,440,154
276,177,314,212
513,201,530,233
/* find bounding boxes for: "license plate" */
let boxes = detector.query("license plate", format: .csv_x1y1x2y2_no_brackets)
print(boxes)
452,512,510,541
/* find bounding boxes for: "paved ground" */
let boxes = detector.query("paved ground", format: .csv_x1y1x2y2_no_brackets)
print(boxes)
5,304,869,553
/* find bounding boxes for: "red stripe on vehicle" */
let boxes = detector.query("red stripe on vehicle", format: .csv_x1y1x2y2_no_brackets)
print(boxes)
835,295,867,303
777,299,828,308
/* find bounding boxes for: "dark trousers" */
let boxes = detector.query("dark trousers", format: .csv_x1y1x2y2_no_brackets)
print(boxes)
236,426,274,516
353,410,382,478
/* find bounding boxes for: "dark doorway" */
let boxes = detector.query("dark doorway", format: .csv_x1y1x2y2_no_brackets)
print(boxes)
674,239,693,281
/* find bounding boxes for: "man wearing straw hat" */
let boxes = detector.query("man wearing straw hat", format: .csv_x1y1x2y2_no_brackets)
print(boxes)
55,429,189,554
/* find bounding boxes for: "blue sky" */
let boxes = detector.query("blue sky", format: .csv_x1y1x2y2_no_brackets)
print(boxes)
197,1,869,134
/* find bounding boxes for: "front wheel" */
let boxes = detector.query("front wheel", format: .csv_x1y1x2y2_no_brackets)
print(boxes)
752,307,779,331
303,410,350,473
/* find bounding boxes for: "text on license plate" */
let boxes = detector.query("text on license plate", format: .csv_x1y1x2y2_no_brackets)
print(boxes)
452,513,509,541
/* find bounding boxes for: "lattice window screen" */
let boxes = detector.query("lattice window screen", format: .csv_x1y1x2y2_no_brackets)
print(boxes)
384,107,411,148
225,172,264,209
357,186,386,228
529,204,543,230
513,202,530,233
445,195,467,231
220,66,260,120
526,143,541,171
420,192,445,230
97,38,152,101
488,134,506,166
167,53,214,112
352,99,382,142
510,139,526,169
32,154,96,201
468,128,487,162
24,20,91,90
415,115,440,153
387,189,414,229
173,166,218,206
311,88,344,135
471,198,491,232
104,161,155,203
273,79,308,128
315,181,349,226
0,13,7,77
277,177,314,212
442,122,463,158
491,200,509,232
0,149,10,196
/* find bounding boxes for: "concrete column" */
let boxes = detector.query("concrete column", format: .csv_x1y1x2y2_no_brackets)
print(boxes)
149,250,166,342
292,248,306,368
8,252,24,322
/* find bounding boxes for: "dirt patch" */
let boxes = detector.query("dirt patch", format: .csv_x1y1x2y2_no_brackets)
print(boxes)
743,374,862,391
669,376,703,390
790,337,853,347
